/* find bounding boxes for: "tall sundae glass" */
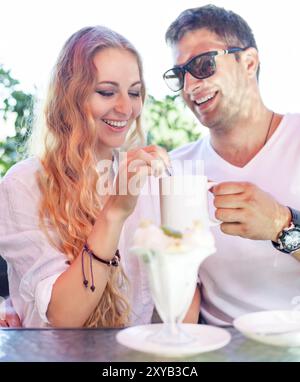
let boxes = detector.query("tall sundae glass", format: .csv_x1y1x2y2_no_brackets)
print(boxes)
131,174,217,345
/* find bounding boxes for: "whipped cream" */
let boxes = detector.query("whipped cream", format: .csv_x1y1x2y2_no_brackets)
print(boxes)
132,220,215,255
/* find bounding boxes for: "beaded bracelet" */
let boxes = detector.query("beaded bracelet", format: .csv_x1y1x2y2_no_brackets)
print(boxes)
81,243,120,292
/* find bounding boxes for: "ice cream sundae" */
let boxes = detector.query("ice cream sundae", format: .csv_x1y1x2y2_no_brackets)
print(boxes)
132,218,215,325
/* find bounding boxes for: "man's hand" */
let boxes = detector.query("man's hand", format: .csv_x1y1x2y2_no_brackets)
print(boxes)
212,182,291,241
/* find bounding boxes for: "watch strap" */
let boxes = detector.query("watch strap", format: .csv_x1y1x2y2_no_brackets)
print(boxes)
288,206,300,226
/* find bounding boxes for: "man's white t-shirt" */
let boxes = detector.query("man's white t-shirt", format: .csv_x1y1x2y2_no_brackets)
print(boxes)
171,113,300,326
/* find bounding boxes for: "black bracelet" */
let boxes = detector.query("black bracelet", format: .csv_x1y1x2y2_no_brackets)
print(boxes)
83,244,120,267
81,243,121,292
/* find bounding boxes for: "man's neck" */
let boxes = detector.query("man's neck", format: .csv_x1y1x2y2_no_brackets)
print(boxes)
209,107,281,168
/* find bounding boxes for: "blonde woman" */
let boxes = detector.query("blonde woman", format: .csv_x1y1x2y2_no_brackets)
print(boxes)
0,26,200,328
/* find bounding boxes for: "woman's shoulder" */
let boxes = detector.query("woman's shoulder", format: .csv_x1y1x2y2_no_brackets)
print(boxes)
1,157,42,191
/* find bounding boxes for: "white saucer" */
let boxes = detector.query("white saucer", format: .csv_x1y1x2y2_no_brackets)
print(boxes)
116,323,231,357
233,310,300,347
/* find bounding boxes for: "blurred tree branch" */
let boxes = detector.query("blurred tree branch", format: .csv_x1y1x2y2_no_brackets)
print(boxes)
144,94,202,152
0,65,34,177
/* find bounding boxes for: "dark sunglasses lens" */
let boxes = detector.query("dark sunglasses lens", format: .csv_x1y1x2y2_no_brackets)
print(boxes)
163,68,184,91
188,55,216,79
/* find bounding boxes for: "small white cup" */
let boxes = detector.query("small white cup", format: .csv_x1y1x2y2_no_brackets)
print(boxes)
159,175,220,232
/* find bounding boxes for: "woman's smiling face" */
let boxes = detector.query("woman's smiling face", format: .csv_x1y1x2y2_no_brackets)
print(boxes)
89,47,143,156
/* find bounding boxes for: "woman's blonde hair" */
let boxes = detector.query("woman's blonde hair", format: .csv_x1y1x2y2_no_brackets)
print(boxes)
28,26,146,327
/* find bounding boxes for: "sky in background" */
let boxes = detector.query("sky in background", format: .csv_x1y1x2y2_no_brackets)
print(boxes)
1,0,300,136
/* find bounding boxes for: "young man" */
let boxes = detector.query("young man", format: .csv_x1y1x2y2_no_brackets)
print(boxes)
164,4,300,325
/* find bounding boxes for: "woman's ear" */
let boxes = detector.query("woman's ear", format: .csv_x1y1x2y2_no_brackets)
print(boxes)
242,47,260,79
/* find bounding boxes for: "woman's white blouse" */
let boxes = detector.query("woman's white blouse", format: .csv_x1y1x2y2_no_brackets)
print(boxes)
0,157,159,327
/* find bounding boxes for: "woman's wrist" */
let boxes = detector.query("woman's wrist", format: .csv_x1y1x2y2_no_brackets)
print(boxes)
87,200,126,260
102,195,133,223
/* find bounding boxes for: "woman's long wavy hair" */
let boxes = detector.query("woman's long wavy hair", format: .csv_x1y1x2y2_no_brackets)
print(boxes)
28,26,146,327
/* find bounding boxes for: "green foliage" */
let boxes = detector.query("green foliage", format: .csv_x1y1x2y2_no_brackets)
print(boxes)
144,94,202,151
0,66,34,177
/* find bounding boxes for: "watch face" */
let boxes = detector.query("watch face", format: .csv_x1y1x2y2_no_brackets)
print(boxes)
282,228,300,252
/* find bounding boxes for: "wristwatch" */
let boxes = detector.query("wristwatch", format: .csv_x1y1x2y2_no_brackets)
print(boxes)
272,207,300,254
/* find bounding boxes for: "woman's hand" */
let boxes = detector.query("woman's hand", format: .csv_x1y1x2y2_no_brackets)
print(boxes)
106,145,170,220
87,145,170,259
0,298,22,327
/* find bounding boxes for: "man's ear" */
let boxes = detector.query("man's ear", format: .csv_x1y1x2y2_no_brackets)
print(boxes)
241,47,259,78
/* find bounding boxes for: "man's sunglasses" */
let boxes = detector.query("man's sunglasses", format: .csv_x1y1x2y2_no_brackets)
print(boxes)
163,48,246,92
